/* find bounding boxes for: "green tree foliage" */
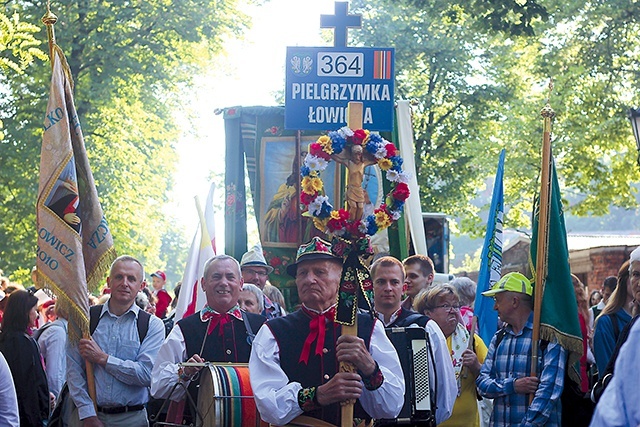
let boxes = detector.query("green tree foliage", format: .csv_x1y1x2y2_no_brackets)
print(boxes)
0,0,249,278
0,11,47,74
0,10,47,142
350,0,640,237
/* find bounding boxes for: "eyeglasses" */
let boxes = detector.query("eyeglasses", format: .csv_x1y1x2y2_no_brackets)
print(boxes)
243,269,268,277
434,303,461,311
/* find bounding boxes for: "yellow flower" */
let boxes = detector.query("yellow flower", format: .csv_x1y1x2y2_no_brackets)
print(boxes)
378,158,393,171
374,210,392,229
330,210,341,220
302,176,323,194
310,177,323,191
362,129,370,144
316,135,332,151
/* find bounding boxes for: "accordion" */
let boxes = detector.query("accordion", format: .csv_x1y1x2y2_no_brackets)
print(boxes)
376,327,436,427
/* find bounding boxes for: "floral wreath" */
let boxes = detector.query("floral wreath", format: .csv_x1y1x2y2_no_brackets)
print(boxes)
299,126,410,240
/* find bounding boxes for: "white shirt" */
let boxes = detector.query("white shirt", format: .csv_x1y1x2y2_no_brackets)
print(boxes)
0,352,19,426
150,324,192,400
37,318,68,400
249,317,405,425
378,311,457,425
590,318,640,426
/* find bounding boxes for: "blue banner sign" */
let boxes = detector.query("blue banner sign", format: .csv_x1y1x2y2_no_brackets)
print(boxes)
285,46,395,131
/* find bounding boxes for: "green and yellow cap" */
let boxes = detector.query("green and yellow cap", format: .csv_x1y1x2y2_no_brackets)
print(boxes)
482,272,533,297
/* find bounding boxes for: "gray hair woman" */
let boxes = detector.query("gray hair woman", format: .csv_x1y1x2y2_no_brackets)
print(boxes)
239,283,264,314
414,284,488,427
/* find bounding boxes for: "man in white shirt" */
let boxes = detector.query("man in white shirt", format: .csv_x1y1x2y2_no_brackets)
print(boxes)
249,237,404,426
371,255,457,425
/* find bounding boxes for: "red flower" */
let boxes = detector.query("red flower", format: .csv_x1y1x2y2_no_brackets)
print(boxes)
341,281,356,292
352,129,367,145
300,191,317,205
392,182,410,201
269,126,279,135
345,221,362,237
270,257,282,267
385,143,397,157
327,218,346,232
374,204,388,215
337,209,350,221
309,142,330,160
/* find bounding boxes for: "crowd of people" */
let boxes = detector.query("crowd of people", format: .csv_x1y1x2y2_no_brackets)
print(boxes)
0,241,638,426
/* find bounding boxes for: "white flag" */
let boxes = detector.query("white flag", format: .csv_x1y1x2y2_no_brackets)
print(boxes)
173,183,216,320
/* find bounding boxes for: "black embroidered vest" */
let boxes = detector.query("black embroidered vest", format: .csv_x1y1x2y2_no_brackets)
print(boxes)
176,310,265,421
267,309,376,425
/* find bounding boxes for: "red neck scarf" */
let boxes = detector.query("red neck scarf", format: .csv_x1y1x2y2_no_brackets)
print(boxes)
299,306,336,365
202,311,230,336
201,306,242,336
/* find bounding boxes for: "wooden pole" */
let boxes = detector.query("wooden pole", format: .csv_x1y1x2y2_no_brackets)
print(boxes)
530,83,555,401
340,101,363,427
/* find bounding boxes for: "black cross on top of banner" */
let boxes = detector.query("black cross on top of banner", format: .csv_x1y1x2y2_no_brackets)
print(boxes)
320,1,362,48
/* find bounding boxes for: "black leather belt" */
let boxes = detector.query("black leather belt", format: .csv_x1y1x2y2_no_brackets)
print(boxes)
97,404,145,414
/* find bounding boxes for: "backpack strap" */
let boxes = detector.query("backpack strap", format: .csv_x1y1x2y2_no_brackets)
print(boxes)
395,312,431,328
136,309,151,343
494,326,508,348
89,304,151,343
89,305,103,335
611,313,620,343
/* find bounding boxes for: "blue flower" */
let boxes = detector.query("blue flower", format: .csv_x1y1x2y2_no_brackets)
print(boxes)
317,201,333,219
368,133,383,144
365,140,379,154
300,165,310,177
329,131,346,154
365,215,378,235
390,156,403,168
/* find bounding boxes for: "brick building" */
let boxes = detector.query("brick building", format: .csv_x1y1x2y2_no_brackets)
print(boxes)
466,233,640,292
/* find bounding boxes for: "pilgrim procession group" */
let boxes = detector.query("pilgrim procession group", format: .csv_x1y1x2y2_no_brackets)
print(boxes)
1,237,639,427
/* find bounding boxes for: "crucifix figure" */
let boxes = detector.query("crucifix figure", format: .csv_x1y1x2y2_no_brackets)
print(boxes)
331,103,375,222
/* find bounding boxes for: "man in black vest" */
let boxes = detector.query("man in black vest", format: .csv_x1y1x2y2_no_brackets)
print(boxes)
249,237,404,426
371,256,457,425
150,255,265,413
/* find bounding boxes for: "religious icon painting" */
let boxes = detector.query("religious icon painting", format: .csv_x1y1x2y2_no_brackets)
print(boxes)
258,136,339,248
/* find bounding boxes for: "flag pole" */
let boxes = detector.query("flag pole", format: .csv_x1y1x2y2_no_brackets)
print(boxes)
41,4,99,410
41,2,57,70
530,81,555,388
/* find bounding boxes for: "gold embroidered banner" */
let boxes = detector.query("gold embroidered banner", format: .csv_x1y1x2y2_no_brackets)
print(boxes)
36,45,116,342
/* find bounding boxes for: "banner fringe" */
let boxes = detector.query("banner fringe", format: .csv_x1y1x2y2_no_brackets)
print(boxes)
539,324,583,385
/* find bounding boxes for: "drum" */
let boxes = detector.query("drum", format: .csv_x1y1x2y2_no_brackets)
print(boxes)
196,363,266,427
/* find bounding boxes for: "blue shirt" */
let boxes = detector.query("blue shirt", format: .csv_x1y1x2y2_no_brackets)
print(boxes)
476,314,566,427
67,302,165,420
593,309,632,374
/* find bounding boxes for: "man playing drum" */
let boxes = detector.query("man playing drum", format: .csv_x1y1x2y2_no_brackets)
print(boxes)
249,237,404,426
150,255,266,418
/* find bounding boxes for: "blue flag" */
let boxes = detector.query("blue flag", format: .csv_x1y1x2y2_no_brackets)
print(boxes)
474,149,505,345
